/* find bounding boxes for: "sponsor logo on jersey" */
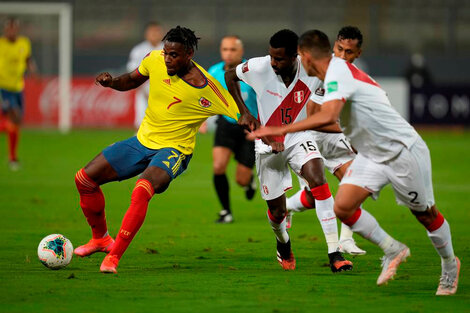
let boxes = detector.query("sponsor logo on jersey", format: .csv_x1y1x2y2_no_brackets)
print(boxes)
242,62,249,73
315,87,325,96
163,78,171,86
327,81,338,93
293,90,304,104
162,161,170,168
262,185,269,195
267,90,283,99
199,97,212,108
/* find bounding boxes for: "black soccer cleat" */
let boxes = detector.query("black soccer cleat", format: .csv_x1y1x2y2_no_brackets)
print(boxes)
328,251,353,273
215,210,233,224
276,239,295,270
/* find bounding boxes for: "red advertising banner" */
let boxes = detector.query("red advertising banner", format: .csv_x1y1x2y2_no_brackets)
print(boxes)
23,77,136,127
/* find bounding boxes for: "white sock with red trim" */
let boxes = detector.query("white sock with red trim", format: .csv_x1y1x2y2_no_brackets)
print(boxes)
343,207,401,255
311,184,339,253
267,209,289,243
286,189,314,212
426,211,456,271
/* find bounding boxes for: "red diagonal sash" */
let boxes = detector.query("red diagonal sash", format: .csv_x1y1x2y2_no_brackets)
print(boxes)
265,80,311,142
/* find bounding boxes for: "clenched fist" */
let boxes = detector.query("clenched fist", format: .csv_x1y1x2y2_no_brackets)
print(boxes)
95,72,113,87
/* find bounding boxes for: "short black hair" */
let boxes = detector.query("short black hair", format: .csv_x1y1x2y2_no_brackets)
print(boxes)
337,26,363,48
298,29,331,58
162,26,200,52
269,29,298,56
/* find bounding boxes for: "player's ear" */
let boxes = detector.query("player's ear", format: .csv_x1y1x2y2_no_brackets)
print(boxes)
187,48,195,59
357,49,362,58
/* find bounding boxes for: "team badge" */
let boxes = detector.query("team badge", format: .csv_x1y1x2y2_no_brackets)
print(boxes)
293,90,304,104
262,185,269,195
315,87,325,96
242,62,249,73
199,97,212,108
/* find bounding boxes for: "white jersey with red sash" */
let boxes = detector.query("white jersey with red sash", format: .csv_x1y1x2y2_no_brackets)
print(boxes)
236,56,323,148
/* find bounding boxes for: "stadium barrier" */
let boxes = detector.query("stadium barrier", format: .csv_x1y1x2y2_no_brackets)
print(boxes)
23,77,467,128
410,86,470,125
23,77,135,128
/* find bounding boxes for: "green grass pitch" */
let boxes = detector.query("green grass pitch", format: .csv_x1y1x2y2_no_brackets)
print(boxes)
0,129,469,313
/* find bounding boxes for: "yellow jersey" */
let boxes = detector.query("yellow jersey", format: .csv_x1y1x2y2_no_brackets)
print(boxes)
0,36,31,92
136,50,240,155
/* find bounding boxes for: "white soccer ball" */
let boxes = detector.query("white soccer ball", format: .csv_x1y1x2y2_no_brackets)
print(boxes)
37,234,73,270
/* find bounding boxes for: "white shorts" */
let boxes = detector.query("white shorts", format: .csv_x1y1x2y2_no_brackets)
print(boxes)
315,133,356,174
256,133,324,201
340,137,435,212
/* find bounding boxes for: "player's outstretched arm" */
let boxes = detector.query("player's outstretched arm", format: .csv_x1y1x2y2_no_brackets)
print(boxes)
249,99,344,139
95,70,148,91
225,69,259,131
307,100,342,133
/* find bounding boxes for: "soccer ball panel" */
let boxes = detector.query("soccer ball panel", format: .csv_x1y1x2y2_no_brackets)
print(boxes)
37,234,73,270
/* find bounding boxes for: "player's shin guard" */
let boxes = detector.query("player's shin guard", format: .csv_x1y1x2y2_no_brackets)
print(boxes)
343,208,400,255
110,179,154,260
75,169,107,239
426,211,456,271
6,120,19,161
311,184,339,253
267,209,289,243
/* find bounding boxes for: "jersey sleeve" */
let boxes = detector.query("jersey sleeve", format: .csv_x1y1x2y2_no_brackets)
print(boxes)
235,56,269,93
323,60,356,103
308,81,325,105
137,52,151,77
220,90,240,121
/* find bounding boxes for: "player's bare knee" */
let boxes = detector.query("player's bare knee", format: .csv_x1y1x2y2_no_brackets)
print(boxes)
301,160,327,188
334,199,354,221
141,166,172,194
213,162,226,175
411,205,438,227
153,183,170,194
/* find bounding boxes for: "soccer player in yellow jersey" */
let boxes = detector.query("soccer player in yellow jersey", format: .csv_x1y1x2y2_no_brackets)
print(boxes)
0,17,37,170
73,26,256,273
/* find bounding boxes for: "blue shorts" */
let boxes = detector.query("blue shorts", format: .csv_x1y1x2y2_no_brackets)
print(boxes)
102,136,192,181
0,89,24,115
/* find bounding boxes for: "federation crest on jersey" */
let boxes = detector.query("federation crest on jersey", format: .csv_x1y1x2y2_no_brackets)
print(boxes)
262,185,269,195
199,97,212,108
293,91,304,104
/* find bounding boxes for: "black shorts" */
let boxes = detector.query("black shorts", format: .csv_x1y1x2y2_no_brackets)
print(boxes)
214,116,255,168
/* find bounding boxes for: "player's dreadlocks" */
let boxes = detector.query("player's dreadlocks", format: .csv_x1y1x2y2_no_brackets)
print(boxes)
337,26,363,48
162,26,200,52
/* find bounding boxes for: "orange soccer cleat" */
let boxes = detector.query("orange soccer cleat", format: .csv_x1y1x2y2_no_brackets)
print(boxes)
74,235,115,257
277,251,296,270
100,254,119,274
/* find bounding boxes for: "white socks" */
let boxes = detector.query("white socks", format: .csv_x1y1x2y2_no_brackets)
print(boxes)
267,210,290,243
347,208,400,255
427,218,456,272
339,223,354,242
315,195,339,253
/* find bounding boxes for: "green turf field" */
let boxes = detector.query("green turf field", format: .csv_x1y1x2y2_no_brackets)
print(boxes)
0,129,468,313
